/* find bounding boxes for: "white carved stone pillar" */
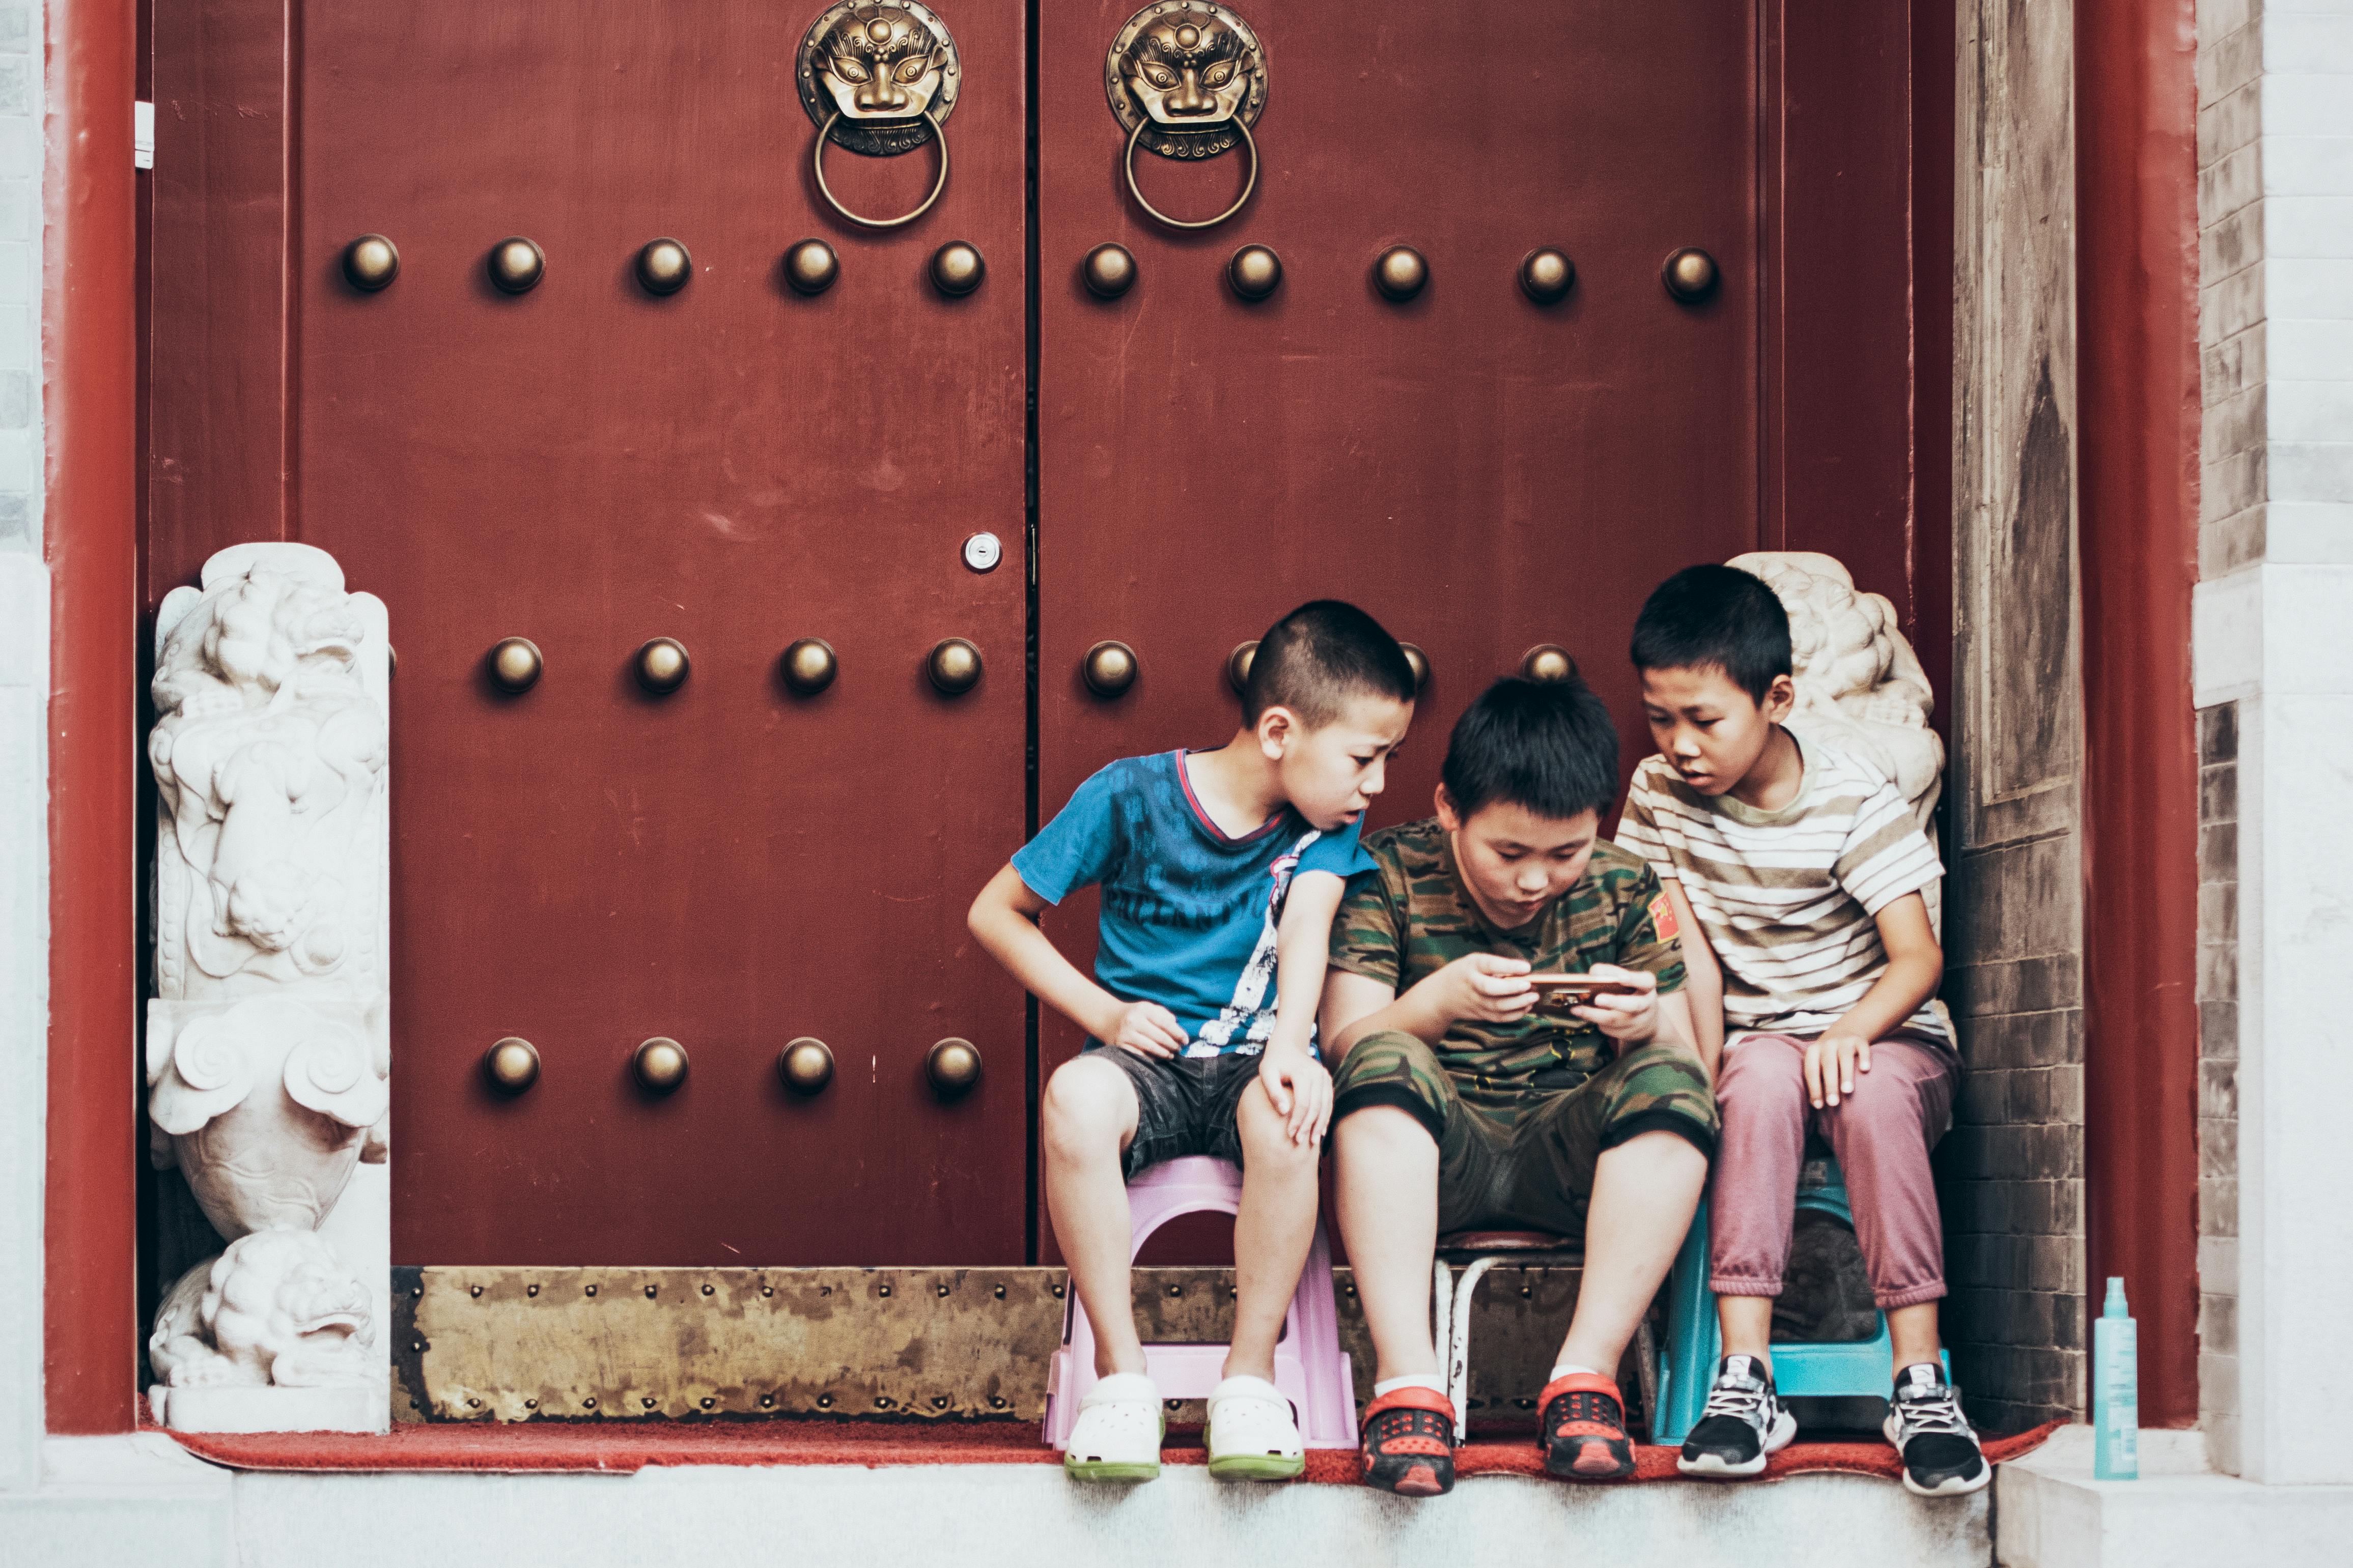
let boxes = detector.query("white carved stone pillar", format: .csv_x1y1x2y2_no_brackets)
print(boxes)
144,543,390,1434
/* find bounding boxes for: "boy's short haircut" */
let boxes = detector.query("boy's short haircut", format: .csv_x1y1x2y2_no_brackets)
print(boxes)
1628,564,1793,703
1440,675,1620,823
1243,600,1418,726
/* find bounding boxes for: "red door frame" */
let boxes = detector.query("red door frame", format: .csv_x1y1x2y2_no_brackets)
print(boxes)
44,0,141,1433
43,0,2203,1430
2076,0,2203,1428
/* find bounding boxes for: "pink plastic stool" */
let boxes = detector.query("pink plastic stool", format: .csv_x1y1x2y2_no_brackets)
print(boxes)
1042,1156,1357,1449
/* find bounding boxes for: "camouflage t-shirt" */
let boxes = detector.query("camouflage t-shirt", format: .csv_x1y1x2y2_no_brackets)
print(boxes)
1329,817,1688,1118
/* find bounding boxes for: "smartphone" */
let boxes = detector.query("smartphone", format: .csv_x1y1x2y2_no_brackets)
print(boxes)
1526,973,1643,1012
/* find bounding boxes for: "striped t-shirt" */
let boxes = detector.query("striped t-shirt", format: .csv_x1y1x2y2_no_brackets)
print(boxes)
1614,736,1950,1046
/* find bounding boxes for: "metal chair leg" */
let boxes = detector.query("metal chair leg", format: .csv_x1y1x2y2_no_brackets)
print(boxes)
1634,1318,1660,1439
1448,1257,1501,1441
1430,1257,1453,1371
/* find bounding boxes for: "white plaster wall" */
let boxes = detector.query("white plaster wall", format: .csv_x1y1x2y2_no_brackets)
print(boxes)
2191,0,2353,1490
0,556,46,1498
0,0,42,1499
0,1436,234,1564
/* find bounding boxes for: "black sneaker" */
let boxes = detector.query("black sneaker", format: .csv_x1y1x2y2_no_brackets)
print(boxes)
1677,1354,1798,1478
1883,1361,1990,1496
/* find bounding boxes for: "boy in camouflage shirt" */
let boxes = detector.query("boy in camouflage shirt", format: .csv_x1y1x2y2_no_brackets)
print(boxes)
1320,676,1716,1493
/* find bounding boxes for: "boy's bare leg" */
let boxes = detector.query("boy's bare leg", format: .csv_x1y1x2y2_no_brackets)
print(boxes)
1226,1080,1322,1381
1042,1056,1146,1378
1887,1302,1941,1372
1718,1298,1944,1385
1332,1105,1442,1382
1554,1129,1708,1375
1719,1295,1776,1370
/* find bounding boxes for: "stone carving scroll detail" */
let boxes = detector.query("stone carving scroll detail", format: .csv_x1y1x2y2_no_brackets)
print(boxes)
145,543,390,1434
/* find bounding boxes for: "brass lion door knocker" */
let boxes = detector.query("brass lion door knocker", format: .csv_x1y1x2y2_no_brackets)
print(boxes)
798,2,963,229
1106,3,1269,231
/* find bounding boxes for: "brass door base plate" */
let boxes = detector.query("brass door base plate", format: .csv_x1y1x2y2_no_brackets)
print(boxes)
391,1264,1599,1426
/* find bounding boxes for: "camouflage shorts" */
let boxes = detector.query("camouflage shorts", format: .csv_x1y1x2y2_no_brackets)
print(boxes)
1330,1031,1718,1239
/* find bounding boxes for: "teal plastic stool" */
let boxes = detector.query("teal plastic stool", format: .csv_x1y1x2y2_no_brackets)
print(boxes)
1654,1155,1948,1444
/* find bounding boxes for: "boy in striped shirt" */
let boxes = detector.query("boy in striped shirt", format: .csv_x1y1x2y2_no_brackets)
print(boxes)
1617,564,1987,1498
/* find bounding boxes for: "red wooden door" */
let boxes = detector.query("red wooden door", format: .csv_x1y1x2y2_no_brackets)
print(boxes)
1033,0,1758,1181
156,1,1032,1265
1031,0,1936,1255
1038,0,1762,794
153,1,1939,1271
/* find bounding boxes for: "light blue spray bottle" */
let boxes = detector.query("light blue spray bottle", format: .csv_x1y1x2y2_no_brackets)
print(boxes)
2093,1276,2138,1479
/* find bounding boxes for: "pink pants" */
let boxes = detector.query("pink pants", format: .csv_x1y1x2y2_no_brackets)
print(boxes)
1708,1031,1956,1311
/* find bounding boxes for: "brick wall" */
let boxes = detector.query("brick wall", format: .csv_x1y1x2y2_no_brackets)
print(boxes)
2190,0,2257,1477
2196,703,2240,1468
2198,0,2266,586
1942,0,2087,1434
1939,870,2086,1436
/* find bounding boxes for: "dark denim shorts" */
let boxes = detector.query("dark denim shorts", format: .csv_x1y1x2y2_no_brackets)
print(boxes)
1088,1045,1262,1179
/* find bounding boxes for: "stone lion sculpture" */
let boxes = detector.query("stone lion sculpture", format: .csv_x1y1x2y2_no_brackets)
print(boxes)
147,993,389,1237
145,544,391,1432
150,554,386,1001
148,1228,379,1390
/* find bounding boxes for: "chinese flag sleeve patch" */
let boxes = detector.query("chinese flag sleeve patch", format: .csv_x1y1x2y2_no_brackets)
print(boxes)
1649,892,1680,940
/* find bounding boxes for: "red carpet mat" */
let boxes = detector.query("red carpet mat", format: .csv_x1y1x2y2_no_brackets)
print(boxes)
159,1418,2061,1483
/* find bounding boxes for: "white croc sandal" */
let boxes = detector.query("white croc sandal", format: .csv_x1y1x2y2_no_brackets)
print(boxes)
1065,1372,1165,1483
1206,1375,1305,1481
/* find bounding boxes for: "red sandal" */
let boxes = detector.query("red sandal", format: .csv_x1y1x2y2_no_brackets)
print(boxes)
1539,1372,1636,1481
1359,1385,1457,1497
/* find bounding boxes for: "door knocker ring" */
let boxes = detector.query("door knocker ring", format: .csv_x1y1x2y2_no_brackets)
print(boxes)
798,2,962,230
1124,116,1257,232
1106,3,1269,232
813,107,950,229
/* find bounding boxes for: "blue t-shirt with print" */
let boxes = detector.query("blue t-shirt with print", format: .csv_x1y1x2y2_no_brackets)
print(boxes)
1013,751,1375,1054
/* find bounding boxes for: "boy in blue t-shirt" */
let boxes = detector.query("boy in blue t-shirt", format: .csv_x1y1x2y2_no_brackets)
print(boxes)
970,602,1416,1484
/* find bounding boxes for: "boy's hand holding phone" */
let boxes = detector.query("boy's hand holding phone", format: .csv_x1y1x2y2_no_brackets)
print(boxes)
1560,963,1660,1046
1434,953,1537,1024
